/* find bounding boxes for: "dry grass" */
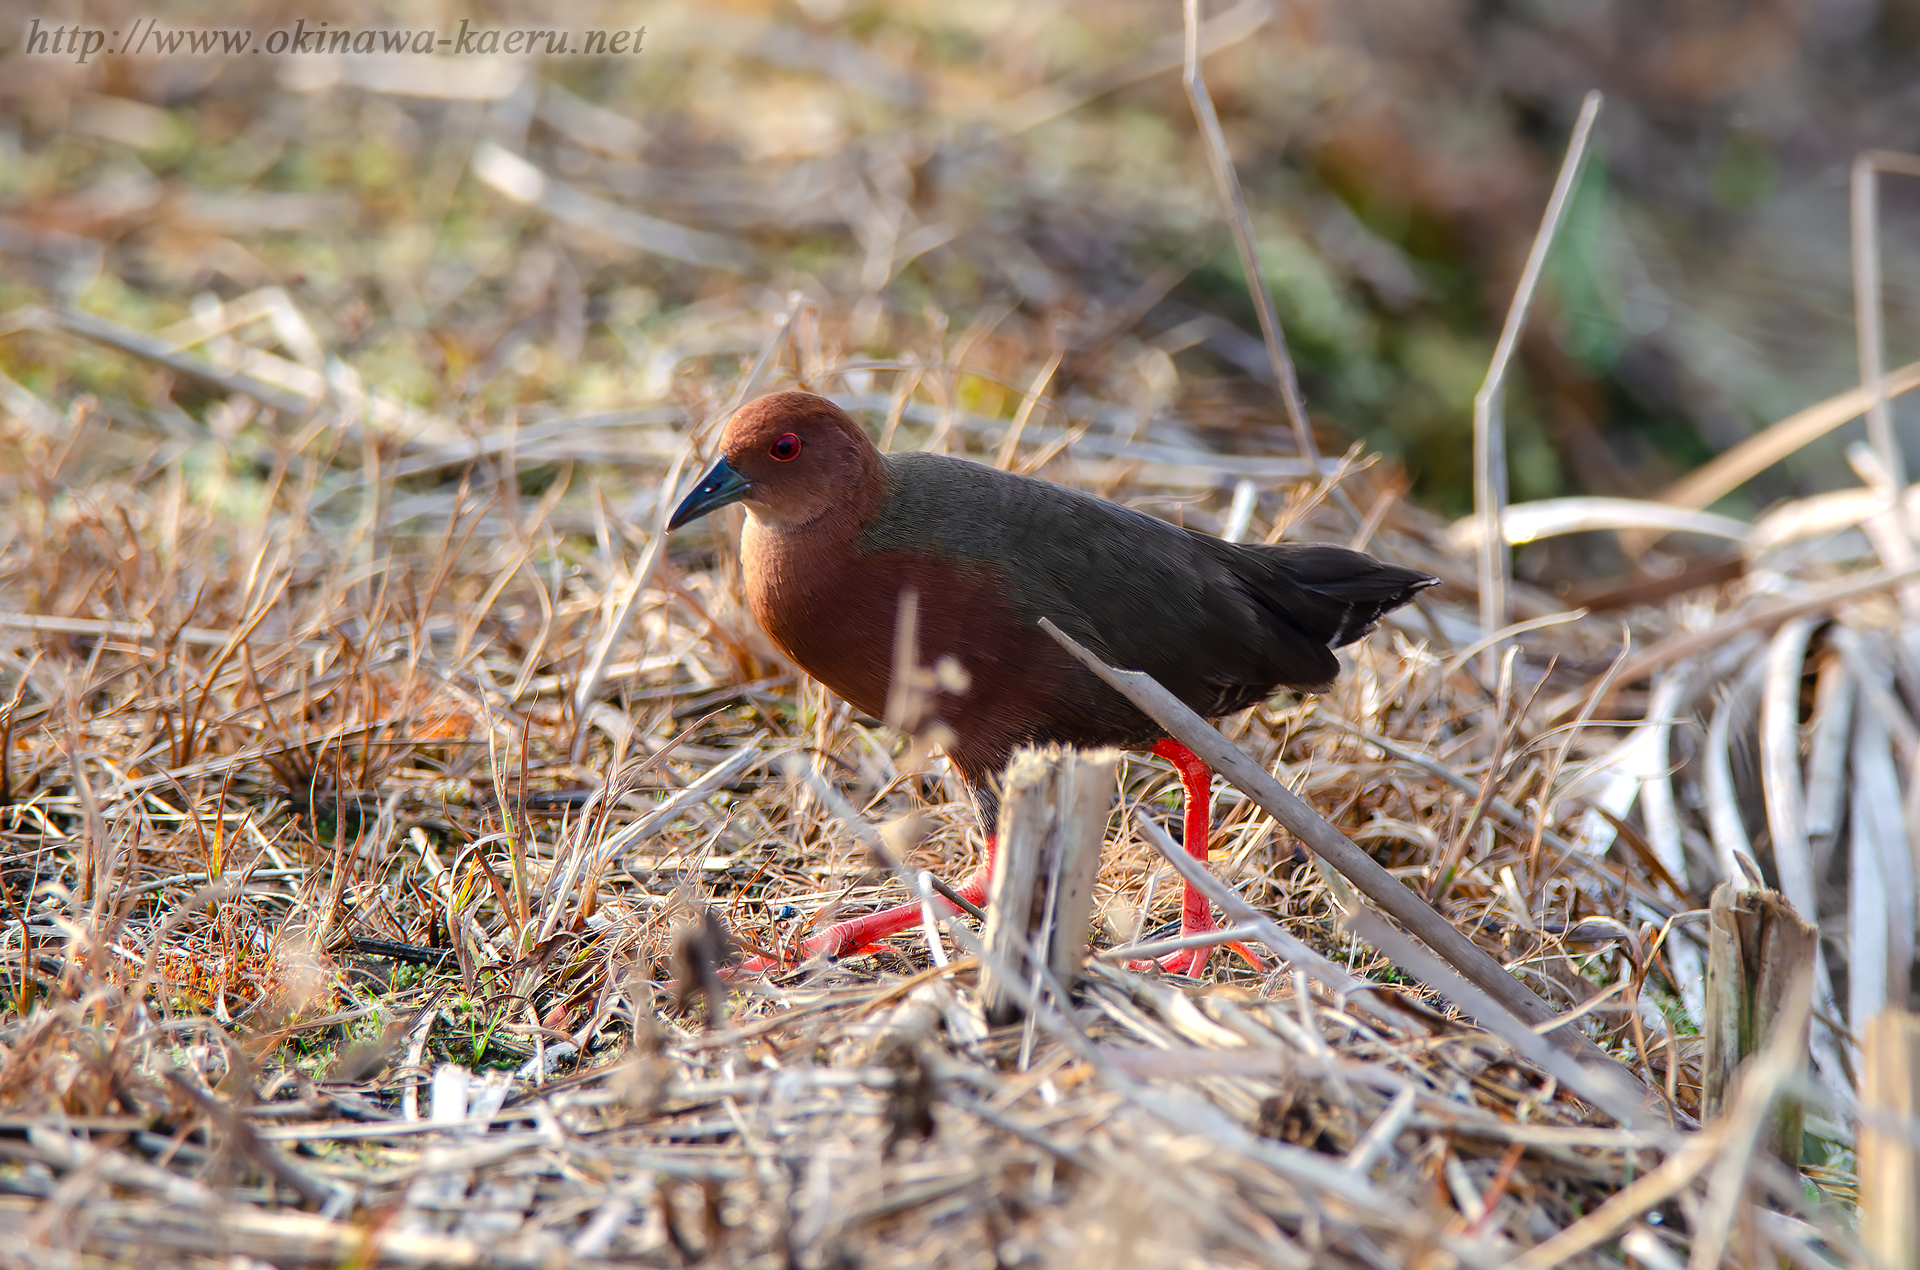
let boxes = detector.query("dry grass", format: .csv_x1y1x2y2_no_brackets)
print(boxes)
0,4,1912,1267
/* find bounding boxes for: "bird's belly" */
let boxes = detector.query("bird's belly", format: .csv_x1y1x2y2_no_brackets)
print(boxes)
743,540,907,720
742,534,1079,781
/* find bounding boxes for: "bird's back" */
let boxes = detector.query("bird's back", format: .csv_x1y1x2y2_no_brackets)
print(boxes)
864,452,1434,725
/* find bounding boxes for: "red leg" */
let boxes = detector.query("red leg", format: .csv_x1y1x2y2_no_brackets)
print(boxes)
734,837,996,974
1134,739,1267,975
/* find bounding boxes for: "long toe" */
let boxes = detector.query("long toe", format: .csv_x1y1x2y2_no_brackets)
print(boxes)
800,900,928,961
1223,939,1268,972
739,857,996,972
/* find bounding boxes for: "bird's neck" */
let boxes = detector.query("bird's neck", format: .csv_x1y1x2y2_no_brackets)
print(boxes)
738,469,880,618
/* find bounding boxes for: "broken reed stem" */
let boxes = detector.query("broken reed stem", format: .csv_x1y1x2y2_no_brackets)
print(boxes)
1474,89,1602,651
1700,882,1816,1169
1860,1008,1920,1266
979,747,1115,1026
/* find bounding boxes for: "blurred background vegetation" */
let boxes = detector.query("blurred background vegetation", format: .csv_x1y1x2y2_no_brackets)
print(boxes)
4,0,1919,580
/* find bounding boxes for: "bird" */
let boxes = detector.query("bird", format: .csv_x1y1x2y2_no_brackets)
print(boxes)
667,390,1436,974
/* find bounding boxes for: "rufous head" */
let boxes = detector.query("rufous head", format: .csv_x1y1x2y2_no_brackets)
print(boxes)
669,392,880,532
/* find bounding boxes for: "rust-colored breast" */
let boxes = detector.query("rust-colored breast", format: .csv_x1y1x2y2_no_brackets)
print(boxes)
741,518,1081,786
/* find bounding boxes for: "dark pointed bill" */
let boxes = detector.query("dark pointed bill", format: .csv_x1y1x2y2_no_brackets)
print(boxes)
669,458,752,529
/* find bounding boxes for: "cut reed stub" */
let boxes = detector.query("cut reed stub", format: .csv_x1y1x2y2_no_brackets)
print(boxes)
1860,1008,1920,1267
1700,882,1817,1168
979,746,1117,1027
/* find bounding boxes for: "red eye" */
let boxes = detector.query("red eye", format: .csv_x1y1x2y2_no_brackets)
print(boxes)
769,432,802,461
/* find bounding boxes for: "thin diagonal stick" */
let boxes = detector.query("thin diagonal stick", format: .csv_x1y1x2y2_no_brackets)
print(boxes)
570,300,803,760
1037,614,1660,1095
1474,90,1602,653
1181,0,1353,525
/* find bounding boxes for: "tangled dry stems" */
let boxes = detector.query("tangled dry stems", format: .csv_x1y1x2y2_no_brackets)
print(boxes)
0,5,1907,1265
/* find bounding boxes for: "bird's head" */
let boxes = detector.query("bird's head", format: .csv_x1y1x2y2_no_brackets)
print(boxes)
669,391,880,532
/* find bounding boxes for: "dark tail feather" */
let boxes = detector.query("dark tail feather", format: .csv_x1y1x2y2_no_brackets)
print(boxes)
1244,543,1438,649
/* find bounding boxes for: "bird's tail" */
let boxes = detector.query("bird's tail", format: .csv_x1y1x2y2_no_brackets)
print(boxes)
1244,543,1439,648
